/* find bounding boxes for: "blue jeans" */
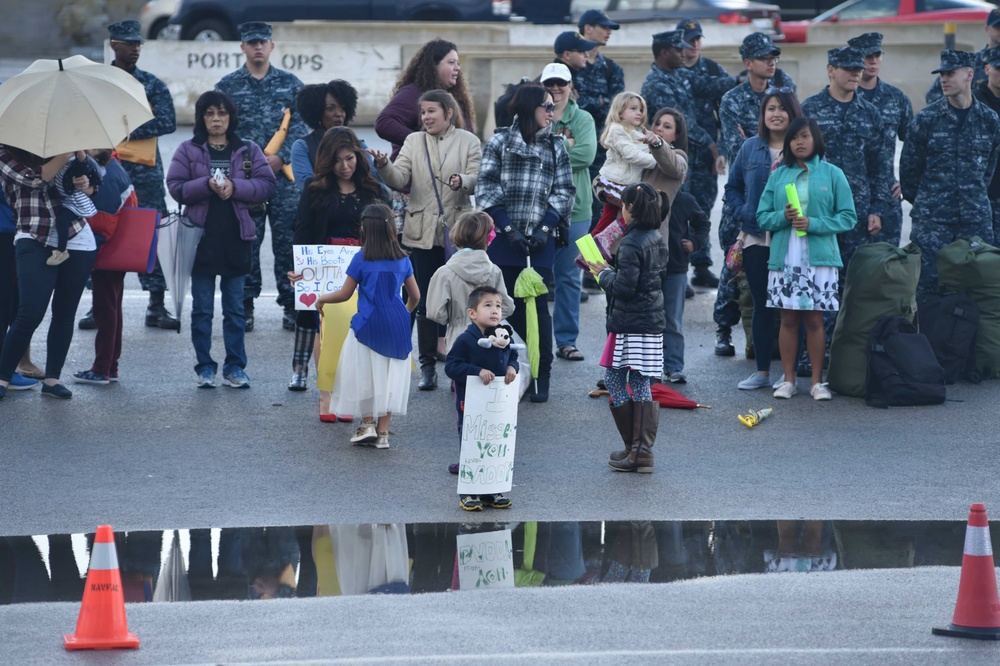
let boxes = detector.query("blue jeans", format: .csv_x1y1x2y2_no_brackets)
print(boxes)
190,273,247,375
553,220,589,349
662,272,687,374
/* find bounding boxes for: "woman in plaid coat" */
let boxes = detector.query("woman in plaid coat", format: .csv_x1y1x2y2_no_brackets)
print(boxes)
475,84,575,402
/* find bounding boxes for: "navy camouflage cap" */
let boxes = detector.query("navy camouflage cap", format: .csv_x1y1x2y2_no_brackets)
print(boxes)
554,31,599,53
847,32,883,57
932,49,980,73
653,29,694,51
985,46,1000,67
739,32,781,60
988,8,1000,27
107,20,143,43
578,9,619,30
827,46,865,69
676,18,703,43
238,21,272,42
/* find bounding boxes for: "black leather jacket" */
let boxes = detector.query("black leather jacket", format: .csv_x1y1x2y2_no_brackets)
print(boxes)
598,227,668,335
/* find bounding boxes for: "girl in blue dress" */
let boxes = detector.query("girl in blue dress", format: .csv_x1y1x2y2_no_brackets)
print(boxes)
317,203,421,449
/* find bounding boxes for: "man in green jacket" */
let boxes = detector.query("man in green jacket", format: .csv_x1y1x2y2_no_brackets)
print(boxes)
542,63,596,362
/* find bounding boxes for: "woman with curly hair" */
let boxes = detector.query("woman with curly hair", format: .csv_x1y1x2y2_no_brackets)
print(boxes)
291,79,370,188
375,39,476,160
287,128,389,417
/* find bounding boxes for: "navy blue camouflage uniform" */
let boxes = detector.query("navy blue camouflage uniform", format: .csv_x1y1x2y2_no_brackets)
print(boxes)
901,83,1000,297
216,65,307,310
120,66,176,293
974,47,1000,242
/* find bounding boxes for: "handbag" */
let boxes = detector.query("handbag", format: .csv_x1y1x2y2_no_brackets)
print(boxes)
93,207,159,273
726,236,745,275
115,137,157,167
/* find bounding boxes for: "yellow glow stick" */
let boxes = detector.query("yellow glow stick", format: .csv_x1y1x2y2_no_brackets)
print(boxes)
785,183,807,237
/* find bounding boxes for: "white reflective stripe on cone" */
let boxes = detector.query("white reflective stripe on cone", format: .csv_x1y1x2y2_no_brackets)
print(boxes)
88,541,120,571
963,526,994,557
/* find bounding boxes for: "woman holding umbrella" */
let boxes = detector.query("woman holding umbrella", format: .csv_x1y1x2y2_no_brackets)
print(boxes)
0,147,95,399
475,84,574,403
167,90,275,389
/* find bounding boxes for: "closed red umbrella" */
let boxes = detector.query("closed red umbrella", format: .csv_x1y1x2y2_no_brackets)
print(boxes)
588,384,710,410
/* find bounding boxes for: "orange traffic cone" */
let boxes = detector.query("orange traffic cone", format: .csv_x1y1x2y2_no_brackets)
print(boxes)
932,503,1000,640
64,525,140,650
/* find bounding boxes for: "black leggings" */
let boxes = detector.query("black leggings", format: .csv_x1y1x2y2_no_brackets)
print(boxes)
742,244,774,372
0,238,95,381
499,264,553,380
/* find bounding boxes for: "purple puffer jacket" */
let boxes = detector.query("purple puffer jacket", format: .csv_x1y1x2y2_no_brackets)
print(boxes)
166,138,275,241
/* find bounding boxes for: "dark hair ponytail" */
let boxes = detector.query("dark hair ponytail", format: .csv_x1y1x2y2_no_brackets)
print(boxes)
621,182,667,231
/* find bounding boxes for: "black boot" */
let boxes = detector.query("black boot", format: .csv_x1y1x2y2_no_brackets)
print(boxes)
244,299,255,333
685,283,695,299
691,265,719,288
609,402,633,462
609,401,657,473
529,376,550,403
282,306,296,332
715,327,735,357
418,365,438,391
78,308,96,330
145,291,180,330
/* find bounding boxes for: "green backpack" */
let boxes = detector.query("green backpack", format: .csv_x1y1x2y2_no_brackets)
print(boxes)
828,243,921,397
936,237,1000,379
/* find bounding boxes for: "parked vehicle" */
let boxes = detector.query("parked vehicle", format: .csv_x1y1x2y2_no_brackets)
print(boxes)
568,0,784,38
139,0,180,39
162,0,515,41
782,0,996,43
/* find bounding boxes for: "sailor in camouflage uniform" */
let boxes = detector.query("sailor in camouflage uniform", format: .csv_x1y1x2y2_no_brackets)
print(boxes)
216,22,308,332
973,46,1000,242
901,50,1000,299
925,10,1000,105
677,18,733,288
850,33,912,248
712,32,794,356
107,20,179,330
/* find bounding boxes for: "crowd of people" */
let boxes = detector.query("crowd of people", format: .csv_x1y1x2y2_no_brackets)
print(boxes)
2,11,1000,504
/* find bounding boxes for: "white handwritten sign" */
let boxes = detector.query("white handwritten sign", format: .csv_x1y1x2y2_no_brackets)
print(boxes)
456,529,515,591
457,378,518,496
292,244,360,310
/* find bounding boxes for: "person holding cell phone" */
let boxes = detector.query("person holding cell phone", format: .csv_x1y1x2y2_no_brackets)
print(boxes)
756,117,855,401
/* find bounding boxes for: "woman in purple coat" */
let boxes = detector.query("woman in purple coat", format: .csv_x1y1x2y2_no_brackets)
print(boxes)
167,91,276,389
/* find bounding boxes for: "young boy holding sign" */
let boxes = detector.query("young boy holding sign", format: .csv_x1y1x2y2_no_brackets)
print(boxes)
445,286,519,512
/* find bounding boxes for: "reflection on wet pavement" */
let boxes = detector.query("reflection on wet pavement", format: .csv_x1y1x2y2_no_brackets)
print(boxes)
1,520,993,603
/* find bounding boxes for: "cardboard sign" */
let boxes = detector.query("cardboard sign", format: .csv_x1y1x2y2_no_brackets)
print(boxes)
456,529,515,591
457,378,518,496
292,244,360,310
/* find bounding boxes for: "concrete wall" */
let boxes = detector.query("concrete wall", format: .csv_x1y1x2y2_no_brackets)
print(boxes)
105,20,979,128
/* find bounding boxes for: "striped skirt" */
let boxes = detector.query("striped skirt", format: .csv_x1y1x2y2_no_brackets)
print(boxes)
599,332,663,377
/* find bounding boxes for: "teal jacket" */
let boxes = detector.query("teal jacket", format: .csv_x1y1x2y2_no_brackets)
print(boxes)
552,99,597,223
756,155,857,271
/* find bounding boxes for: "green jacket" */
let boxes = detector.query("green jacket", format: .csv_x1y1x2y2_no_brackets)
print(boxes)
757,154,857,271
552,100,597,223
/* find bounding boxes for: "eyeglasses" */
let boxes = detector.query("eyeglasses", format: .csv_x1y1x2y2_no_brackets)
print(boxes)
764,87,793,95
542,79,570,88
539,102,556,113
754,56,780,65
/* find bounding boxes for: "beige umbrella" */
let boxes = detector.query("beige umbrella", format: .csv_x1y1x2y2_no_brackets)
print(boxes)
0,55,153,158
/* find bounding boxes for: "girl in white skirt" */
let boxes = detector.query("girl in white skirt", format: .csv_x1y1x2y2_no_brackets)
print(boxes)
584,183,669,474
316,203,421,449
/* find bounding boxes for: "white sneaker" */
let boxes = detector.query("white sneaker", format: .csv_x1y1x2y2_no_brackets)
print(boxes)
773,381,797,399
771,373,786,389
810,383,832,401
350,421,377,444
375,431,390,449
738,371,771,390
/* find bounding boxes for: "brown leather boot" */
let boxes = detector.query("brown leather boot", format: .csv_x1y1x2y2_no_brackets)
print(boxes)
609,402,633,461
609,401,658,473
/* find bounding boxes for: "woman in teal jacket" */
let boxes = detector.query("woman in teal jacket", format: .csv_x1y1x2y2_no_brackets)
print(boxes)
756,117,856,401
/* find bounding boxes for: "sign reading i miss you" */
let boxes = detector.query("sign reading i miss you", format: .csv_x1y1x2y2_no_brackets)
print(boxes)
292,245,360,310
457,378,518,496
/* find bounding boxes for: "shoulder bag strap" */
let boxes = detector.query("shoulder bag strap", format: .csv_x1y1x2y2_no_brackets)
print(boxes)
423,135,445,216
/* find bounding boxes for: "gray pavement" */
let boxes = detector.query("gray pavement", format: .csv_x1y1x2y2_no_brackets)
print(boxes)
4,130,1000,664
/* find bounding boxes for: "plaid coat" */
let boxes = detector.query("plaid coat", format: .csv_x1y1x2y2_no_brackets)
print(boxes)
475,124,575,237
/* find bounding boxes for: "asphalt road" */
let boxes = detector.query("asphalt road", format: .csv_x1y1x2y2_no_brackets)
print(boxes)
3,130,1000,664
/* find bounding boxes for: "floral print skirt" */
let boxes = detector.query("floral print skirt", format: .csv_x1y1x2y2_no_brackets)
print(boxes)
766,265,840,311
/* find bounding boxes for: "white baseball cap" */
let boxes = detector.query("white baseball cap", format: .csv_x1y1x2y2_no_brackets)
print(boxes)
540,62,572,84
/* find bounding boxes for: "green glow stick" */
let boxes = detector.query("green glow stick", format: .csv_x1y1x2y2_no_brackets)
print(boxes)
575,234,604,266
785,183,807,236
